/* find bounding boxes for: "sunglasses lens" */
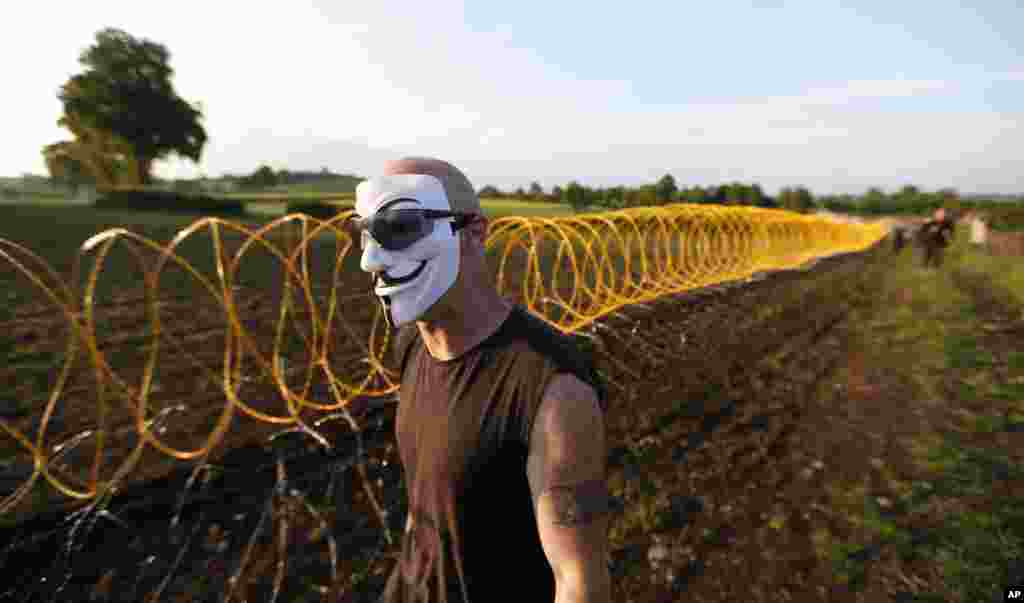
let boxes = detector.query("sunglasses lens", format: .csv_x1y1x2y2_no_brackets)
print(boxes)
366,210,429,250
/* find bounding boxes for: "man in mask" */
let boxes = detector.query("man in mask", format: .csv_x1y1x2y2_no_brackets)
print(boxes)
354,157,613,603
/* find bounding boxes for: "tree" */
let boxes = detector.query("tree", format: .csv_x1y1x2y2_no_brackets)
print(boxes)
860,187,887,215
478,185,503,198
794,187,815,212
247,165,279,189
749,183,766,207
528,181,544,199
778,186,816,213
636,185,658,207
705,185,726,205
681,186,707,204
53,28,207,187
42,110,135,190
897,184,920,200
551,185,564,203
42,145,93,195
605,186,625,209
564,181,587,213
655,173,678,204
723,182,745,205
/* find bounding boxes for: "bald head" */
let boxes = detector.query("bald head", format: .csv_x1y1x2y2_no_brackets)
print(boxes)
382,157,481,215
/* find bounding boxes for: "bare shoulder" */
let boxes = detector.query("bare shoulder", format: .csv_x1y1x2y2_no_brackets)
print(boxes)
528,372,610,530
533,373,603,440
528,373,605,491
544,372,600,403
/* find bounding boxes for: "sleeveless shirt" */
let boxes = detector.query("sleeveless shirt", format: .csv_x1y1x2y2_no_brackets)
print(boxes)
378,305,606,603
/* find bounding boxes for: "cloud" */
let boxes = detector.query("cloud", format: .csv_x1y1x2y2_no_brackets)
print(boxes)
8,0,1020,195
157,70,1022,195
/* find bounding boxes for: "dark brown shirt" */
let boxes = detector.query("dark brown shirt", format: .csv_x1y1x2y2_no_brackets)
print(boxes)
380,305,606,603
919,219,955,247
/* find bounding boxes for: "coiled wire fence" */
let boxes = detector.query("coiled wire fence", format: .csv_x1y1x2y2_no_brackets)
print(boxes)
0,205,887,602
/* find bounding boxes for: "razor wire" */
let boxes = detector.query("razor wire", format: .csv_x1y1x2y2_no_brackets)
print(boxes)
0,205,887,511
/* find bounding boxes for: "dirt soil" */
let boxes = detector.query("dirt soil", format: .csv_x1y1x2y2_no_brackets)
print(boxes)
616,243,1023,603
2,233,1021,603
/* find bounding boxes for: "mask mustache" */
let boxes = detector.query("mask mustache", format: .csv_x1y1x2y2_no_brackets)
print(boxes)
378,261,427,286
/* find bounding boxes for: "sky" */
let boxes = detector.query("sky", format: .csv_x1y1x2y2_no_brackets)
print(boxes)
3,0,1022,195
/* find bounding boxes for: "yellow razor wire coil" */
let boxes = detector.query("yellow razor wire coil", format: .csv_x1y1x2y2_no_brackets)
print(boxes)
0,205,887,507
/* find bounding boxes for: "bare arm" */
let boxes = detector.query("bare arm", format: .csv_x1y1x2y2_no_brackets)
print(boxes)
527,373,613,603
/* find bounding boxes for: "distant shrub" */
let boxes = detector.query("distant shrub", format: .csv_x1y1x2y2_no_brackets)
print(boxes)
94,189,247,216
284,201,350,220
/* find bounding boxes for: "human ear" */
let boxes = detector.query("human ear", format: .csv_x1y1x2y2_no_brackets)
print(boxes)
469,214,489,248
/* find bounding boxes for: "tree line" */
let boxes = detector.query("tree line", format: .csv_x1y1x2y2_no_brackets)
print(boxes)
480,176,818,212
477,176,1023,216
228,166,362,192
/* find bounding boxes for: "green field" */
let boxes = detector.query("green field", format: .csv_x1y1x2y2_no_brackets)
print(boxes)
225,194,576,218
478,197,575,218
0,195,575,224
221,191,354,202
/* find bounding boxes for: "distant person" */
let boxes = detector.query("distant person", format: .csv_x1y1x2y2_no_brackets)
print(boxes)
892,225,908,254
917,208,955,268
968,211,988,248
353,157,613,603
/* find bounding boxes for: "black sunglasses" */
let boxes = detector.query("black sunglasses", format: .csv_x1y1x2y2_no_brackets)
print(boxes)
351,204,477,251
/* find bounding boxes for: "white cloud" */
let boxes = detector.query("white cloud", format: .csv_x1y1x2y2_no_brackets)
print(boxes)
155,71,1022,194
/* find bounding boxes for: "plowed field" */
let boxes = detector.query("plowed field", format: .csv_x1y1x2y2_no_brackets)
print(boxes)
1,208,1021,603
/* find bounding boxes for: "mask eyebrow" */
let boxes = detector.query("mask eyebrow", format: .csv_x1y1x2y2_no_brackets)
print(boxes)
375,197,421,213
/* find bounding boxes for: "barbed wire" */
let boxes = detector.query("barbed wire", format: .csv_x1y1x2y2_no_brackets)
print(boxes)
0,206,887,510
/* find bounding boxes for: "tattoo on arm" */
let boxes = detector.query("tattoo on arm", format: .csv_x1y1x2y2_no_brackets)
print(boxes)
537,480,613,527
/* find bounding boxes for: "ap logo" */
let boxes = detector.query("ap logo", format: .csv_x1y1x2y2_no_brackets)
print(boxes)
1007,588,1022,601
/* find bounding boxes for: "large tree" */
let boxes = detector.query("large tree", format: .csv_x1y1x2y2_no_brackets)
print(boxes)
51,28,207,187
655,173,678,204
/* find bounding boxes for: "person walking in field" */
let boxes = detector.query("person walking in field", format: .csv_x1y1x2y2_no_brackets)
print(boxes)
353,157,613,603
967,211,988,248
892,225,908,254
917,207,955,268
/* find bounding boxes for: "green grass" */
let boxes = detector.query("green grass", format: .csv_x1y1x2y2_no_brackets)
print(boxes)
3,193,578,219
0,190,72,201
827,229,1024,601
479,197,576,218
958,245,1024,310
222,191,354,202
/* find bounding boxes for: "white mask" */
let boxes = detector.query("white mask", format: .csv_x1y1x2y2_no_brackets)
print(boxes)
355,174,461,328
